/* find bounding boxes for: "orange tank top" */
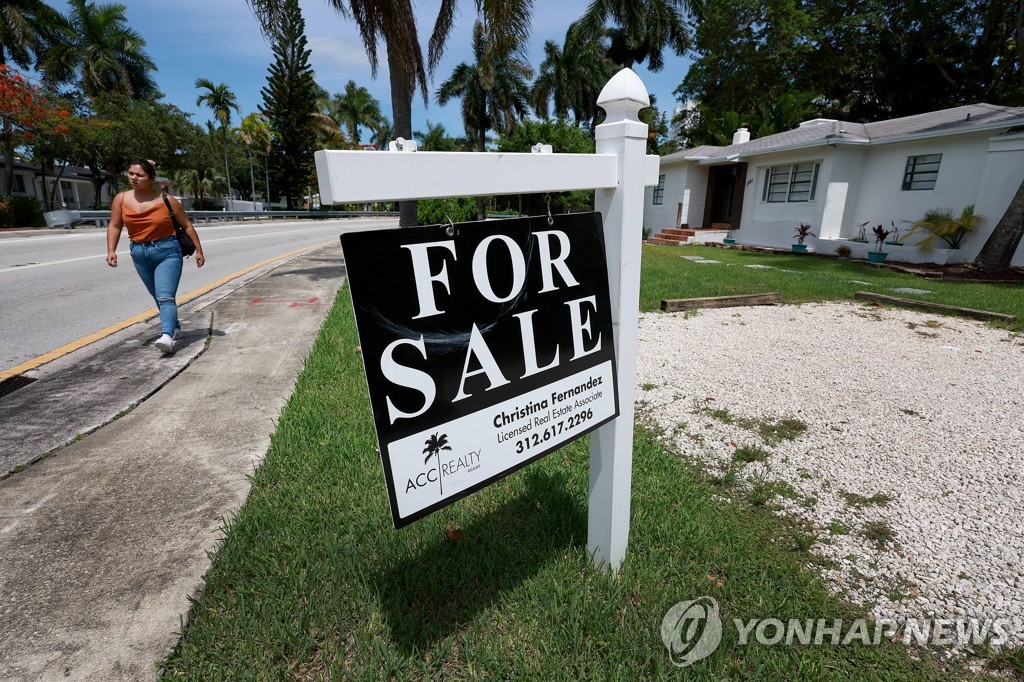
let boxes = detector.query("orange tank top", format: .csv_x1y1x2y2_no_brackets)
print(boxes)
122,198,176,242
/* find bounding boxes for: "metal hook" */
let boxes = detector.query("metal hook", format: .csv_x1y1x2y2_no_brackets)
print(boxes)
443,198,456,236
544,193,554,226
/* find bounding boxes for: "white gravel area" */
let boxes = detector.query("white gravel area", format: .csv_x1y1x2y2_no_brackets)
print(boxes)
636,301,1024,650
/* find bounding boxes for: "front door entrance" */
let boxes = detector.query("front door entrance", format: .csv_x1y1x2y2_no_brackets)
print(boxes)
703,163,747,230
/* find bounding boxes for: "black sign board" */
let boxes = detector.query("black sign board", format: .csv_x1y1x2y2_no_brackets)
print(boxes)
341,213,619,527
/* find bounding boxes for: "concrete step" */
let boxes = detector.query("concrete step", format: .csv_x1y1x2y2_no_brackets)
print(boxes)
647,237,684,246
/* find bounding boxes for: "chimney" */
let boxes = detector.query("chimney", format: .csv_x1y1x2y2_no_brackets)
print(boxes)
732,127,751,145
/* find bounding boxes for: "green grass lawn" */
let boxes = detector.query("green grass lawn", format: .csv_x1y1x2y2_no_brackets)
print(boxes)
641,244,1024,328
160,249,1022,679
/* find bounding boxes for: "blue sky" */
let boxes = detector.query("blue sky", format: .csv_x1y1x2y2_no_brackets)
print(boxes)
55,1,693,141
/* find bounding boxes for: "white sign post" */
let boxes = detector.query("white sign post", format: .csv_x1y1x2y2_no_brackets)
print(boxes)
314,68,658,573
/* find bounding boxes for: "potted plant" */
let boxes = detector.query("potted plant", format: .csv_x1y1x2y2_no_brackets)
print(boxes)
885,220,902,246
852,221,870,243
868,223,891,263
723,228,736,245
792,223,815,252
903,205,981,251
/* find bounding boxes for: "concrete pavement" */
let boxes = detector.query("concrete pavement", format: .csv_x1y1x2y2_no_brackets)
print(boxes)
0,242,348,680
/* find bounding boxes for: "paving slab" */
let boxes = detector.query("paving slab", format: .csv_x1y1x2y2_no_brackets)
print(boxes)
0,243,346,681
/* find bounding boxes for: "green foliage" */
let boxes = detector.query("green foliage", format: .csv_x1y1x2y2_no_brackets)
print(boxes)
905,205,982,251
0,195,44,227
678,0,1024,145
258,0,317,209
436,21,533,151
416,197,477,225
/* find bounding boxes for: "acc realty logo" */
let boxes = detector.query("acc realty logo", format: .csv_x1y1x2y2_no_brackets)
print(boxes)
661,596,723,667
405,432,483,493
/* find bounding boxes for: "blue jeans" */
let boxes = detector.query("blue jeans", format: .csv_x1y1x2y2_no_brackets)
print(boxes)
129,236,182,335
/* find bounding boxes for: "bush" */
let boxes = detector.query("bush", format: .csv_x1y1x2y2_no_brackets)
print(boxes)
416,197,476,225
905,205,981,250
0,195,44,228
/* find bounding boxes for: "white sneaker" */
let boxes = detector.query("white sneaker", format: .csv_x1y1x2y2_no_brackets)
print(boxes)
155,333,174,353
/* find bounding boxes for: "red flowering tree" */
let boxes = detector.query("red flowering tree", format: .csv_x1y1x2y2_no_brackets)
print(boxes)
0,65,72,196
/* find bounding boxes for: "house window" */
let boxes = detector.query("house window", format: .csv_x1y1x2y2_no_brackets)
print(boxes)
902,154,941,191
761,163,819,203
60,180,74,201
11,175,26,193
652,174,665,205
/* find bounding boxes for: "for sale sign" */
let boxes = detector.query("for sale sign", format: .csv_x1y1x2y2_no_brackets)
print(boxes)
341,213,619,527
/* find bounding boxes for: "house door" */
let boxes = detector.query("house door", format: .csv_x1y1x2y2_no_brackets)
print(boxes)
703,163,747,229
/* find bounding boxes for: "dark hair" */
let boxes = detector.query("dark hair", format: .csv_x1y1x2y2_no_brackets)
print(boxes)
128,158,156,179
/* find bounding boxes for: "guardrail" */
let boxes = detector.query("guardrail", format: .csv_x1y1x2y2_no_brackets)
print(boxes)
65,209,399,229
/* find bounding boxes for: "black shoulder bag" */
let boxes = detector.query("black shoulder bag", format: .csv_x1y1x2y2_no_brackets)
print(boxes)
162,194,196,258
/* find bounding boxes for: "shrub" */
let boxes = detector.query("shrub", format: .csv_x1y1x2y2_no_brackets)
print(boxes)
0,195,44,228
905,205,981,250
416,197,477,226
834,244,852,258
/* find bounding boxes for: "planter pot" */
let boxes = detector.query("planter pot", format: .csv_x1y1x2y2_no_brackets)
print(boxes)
792,244,808,253
723,238,736,245
867,251,888,263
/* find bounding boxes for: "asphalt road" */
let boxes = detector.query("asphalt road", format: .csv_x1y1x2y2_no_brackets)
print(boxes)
0,217,397,373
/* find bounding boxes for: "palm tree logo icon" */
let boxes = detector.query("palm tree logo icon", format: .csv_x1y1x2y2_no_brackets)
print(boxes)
423,432,452,464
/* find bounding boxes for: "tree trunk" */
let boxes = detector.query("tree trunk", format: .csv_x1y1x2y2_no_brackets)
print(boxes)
972,177,1024,272
475,127,486,221
386,42,417,227
3,122,14,198
222,134,232,210
87,159,106,209
248,152,256,203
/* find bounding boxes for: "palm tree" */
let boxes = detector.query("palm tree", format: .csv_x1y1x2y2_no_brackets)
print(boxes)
414,121,463,151
576,0,697,72
196,78,241,209
245,0,533,226
437,21,532,219
39,0,156,98
0,0,55,69
532,21,615,128
370,119,393,151
330,80,383,146
236,112,273,204
422,432,451,464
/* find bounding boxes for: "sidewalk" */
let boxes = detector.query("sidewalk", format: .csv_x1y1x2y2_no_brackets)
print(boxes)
0,243,347,680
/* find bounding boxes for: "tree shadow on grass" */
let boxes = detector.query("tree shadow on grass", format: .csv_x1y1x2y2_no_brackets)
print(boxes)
375,469,585,655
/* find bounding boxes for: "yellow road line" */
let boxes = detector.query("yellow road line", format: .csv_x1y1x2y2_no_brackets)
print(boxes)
0,241,336,382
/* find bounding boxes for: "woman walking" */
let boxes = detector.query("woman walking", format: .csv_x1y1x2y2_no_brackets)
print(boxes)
105,159,205,353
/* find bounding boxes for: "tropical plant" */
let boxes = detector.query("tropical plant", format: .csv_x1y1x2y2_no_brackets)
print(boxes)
437,20,532,219
834,243,852,258
172,167,225,210
576,0,697,72
414,121,465,151
236,112,274,202
195,78,240,208
246,0,533,226
886,220,901,245
531,21,614,128
422,432,451,464
794,223,815,245
904,205,981,251
329,80,384,145
39,0,156,99
853,221,869,242
872,223,891,252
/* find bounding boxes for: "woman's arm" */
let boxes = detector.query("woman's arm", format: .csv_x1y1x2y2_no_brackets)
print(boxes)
168,195,205,267
106,193,124,267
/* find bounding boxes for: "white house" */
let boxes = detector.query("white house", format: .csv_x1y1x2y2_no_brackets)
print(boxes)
644,103,1024,266
0,161,110,210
